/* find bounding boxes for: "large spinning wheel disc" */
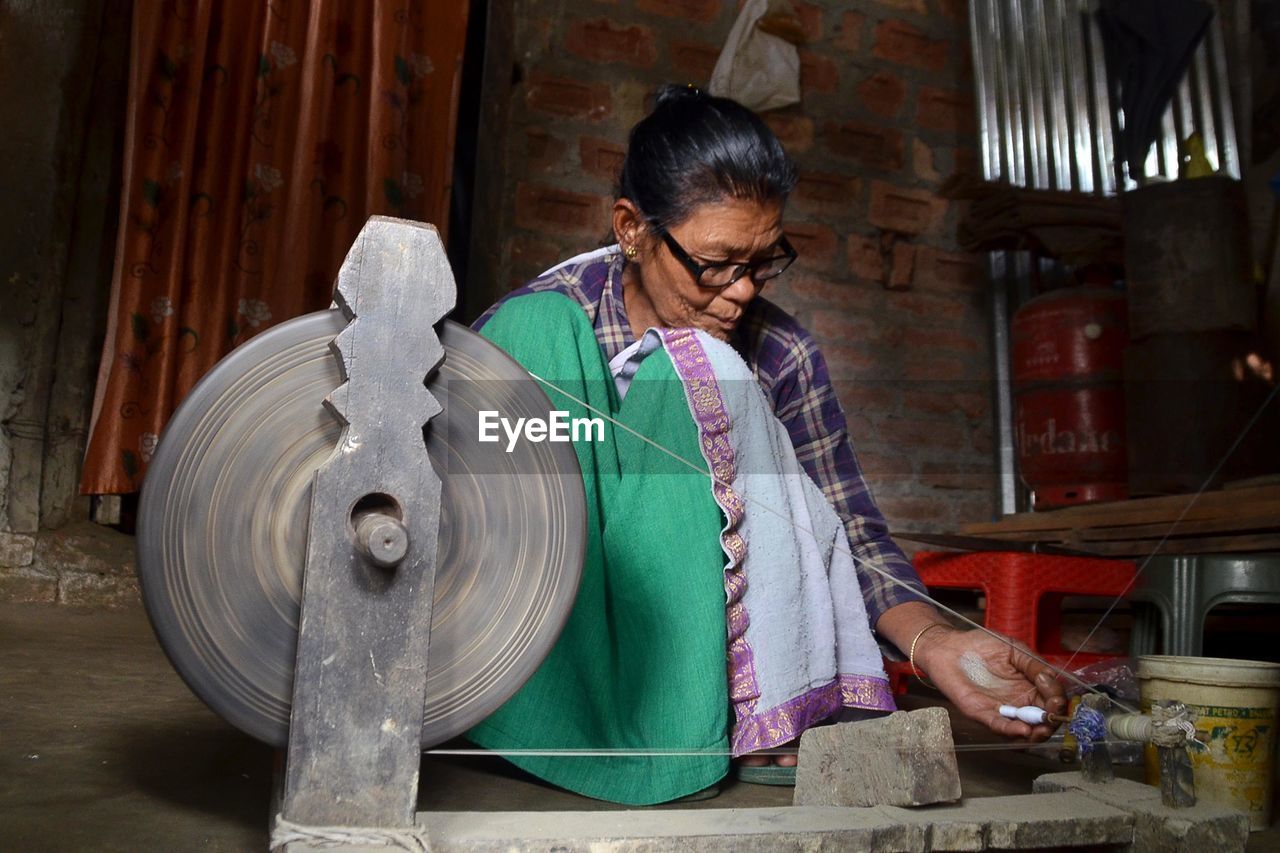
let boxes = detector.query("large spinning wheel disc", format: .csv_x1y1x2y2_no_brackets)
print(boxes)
137,310,585,748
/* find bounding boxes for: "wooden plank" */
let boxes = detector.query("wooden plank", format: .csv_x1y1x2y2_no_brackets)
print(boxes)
962,487,1280,535
1064,533,1280,557
283,217,455,827
1074,512,1280,542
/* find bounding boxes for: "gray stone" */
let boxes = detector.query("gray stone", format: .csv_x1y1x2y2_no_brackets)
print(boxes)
281,794,1142,853
969,792,1132,848
793,707,962,807
57,571,140,608
0,566,56,603
877,793,1132,850
0,530,35,567
33,521,136,578
875,804,986,850
1034,772,1249,852
282,807,925,853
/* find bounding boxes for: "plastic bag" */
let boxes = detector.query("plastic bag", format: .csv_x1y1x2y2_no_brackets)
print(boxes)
708,0,801,112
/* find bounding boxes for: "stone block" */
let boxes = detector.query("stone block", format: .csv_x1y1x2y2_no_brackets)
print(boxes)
363,795,1137,853
0,566,56,603
793,707,962,807
57,571,140,608
1034,772,1249,852
411,807,923,853
0,531,36,567
877,791,1132,850
32,521,136,577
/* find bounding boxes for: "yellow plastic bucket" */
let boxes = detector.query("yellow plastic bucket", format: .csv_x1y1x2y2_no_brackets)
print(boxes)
1137,655,1280,830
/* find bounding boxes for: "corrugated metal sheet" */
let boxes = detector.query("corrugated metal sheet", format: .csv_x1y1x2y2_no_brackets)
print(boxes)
969,0,1240,194
968,0,1242,512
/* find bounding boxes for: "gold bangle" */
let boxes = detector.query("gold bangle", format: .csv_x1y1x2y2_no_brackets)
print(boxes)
908,623,948,689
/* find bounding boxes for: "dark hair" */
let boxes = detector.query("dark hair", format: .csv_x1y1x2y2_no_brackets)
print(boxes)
618,84,798,230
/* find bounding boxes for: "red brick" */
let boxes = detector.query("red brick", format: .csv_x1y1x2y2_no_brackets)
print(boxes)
808,302,880,339
790,274,880,315
636,0,719,24
843,385,898,413
783,222,838,271
799,50,839,95
915,246,981,293
855,448,916,481
813,338,878,377
764,112,815,153
847,234,886,283
670,40,721,82
579,136,626,182
908,390,989,422
525,128,568,171
917,467,991,493
956,38,974,82
881,415,977,453
917,86,976,134
834,11,865,52
940,0,969,21
856,71,906,118
876,0,927,12
902,325,981,354
955,145,979,174
872,20,948,71
868,180,945,235
912,137,942,182
793,1,825,41
824,122,904,171
793,170,862,212
888,241,915,290
565,18,657,67
507,235,564,279
515,183,610,236
526,73,611,120
877,493,956,526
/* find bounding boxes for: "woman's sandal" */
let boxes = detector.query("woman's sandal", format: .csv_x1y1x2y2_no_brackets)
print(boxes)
734,757,797,786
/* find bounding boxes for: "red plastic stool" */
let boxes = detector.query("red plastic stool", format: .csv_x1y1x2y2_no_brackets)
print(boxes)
885,551,1136,694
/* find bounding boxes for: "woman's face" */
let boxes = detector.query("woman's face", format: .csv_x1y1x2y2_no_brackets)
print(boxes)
624,196,785,342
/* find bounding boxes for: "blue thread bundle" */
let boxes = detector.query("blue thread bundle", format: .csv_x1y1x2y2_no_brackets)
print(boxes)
1068,705,1107,755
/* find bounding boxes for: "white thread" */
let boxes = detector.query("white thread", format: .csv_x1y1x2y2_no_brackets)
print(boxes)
959,651,1003,689
270,814,428,852
527,370,1137,712
424,743,1044,756
1060,381,1279,673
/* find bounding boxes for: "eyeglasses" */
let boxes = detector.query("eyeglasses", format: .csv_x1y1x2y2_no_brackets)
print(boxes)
653,226,797,290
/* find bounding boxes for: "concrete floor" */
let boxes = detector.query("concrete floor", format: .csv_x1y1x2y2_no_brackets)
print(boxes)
1,602,1274,851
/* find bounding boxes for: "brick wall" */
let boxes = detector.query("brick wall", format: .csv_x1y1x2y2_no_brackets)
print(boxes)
479,0,994,533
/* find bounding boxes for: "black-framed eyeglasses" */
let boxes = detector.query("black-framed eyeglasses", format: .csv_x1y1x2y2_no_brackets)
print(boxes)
653,226,798,290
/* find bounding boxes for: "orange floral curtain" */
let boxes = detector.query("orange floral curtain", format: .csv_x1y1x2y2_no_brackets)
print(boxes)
82,0,469,494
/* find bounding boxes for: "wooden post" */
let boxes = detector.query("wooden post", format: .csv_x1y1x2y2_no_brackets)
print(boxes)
1154,700,1197,808
1078,694,1114,784
281,217,455,828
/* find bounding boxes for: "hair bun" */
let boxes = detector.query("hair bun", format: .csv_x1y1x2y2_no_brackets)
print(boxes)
653,82,707,109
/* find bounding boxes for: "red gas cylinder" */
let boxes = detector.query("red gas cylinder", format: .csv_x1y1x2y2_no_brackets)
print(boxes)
1011,286,1128,510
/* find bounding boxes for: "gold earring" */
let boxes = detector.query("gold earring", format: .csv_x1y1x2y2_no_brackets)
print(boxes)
625,245,638,259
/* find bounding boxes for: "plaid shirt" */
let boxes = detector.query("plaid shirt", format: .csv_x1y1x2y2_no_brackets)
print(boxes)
474,246,926,626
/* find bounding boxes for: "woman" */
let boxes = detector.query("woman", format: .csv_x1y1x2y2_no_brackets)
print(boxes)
468,85,1065,804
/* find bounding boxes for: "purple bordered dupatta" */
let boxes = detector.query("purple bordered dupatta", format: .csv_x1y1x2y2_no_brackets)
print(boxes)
611,328,896,757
